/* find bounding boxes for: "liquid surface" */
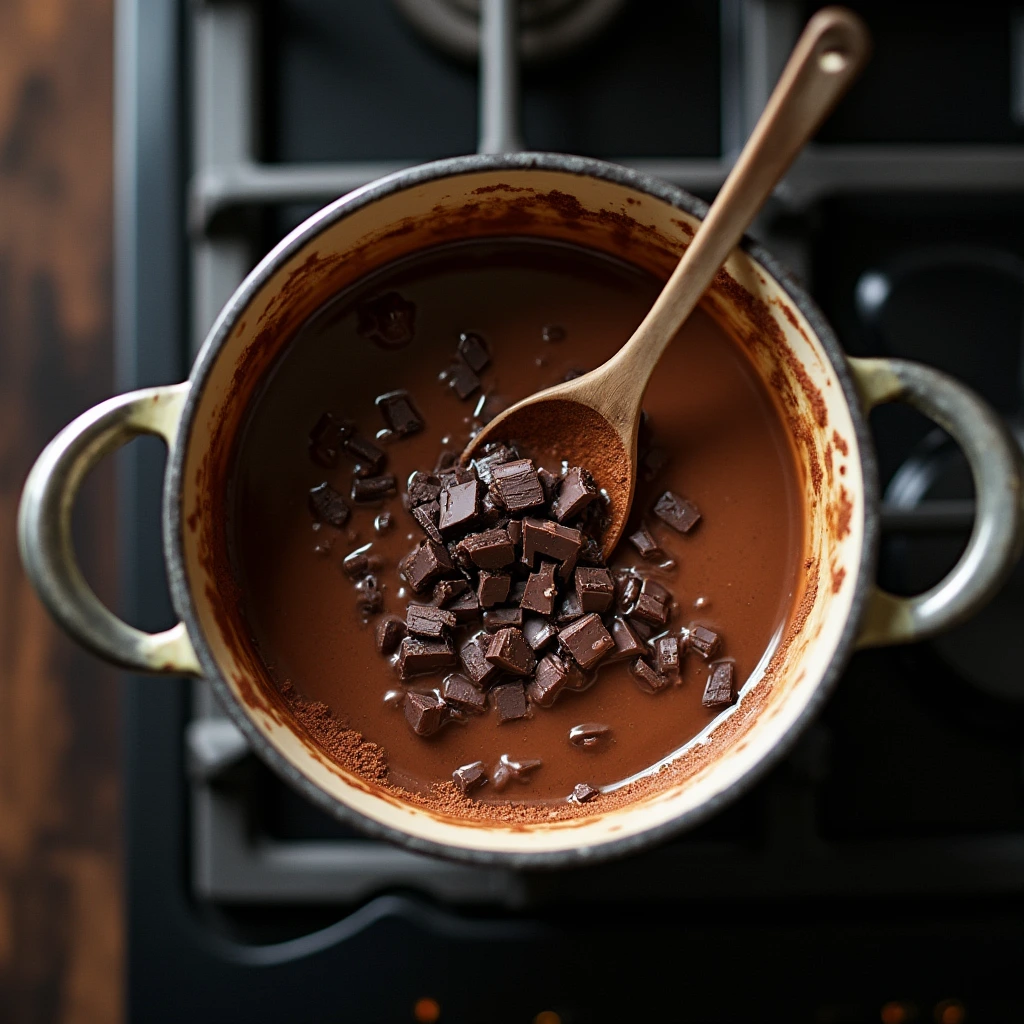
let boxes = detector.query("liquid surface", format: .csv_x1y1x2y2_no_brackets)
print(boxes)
231,239,802,803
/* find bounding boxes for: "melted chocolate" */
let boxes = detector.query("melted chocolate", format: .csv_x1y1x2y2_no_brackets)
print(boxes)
230,239,802,803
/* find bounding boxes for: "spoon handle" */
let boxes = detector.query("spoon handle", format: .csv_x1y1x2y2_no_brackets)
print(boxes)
601,7,870,409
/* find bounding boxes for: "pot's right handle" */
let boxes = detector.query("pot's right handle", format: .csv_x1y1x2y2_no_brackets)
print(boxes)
850,357,1024,648
18,383,202,675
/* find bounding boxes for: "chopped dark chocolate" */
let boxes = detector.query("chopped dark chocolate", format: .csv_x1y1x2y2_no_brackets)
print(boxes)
654,635,681,677
404,691,446,736
629,617,655,641
398,636,456,679
459,633,501,688
607,616,646,662
486,627,536,676
442,673,488,714
558,613,614,670
375,511,393,533
491,459,545,513
568,722,611,748
308,482,350,528
411,501,443,543
641,578,671,604
526,653,570,707
357,291,416,349
630,657,670,693
522,517,583,567
653,490,702,534
342,544,374,578
523,617,559,652
471,444,515,485
628,524,664,561
507,518,522,550
405,471,441,507
521,561,558,617
354,575,384,616
491,753,542,791
632,591,670,627
477,570,511,608
702,662,735,707
308,413,353,467
432,578,469,606
687,625,721,659
551,466,598,522
343,433,385,475
406,603,456,639
478,491,503,526
615,572,642,615
537,467,560,503
491,682,529,724
443,361,480,400
461,527,514,570
452,760,487,795
448,588,482,623
437,479,481,535
570,782,599,804
375,615,406,655
457,331,491,373
554,588,584,625
574,566,615,613
351,474,397,503
402,539,454,592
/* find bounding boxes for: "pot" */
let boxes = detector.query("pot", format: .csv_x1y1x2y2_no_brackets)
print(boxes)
18,153,1024,867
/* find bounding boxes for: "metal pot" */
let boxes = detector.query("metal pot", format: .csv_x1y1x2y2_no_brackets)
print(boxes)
18,153,1024,867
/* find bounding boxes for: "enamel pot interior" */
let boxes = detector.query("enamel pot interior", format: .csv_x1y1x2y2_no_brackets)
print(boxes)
171,155,872,865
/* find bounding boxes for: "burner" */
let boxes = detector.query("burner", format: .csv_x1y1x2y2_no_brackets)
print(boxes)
391,0,627,64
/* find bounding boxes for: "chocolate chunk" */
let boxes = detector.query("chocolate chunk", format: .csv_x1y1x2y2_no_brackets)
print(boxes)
461,527,514,570
459,633,501,688
376,389,423,436
631,582,670,627
569,722,611,747
486,627,536,676
442,673,488,714
526,653,570,707
308,482,350,528
631,657,670,693
403,539,454,592
551,466,598,523
398,636,457,679
653,491,701,534
702,662,736,707
554,588,584,625
478,491,503,526
570,782,599,804
641,578,671,604
357,292,416,350
628,524,663,561
375,511,393,533
437,479,481,535
448,588,482,623
343,433,386,475
471,444,515,485
477,570,511,608
629,617,655,641
375,615,406,655
522,517,583,568
309,413,353,467
655,635,681,677
406,602,456,639
354,574,384,616
542,324,566,343
457,331,491,373
608,616,646,662
432,578,469,606
537,467,561,504
342,544,374,578
404,691,446,736
523,617,559,652
440,464,476,488
558,613,614,670
491,459,545,513
352,474,397,503
491,682,529,723
616,573,642,615
521,561,558,617
687,625,721,659
443,361,480,400
507,518,523,550
574,566,614,613
561,657,589,691
491,753,542,791
405,471,441,507
411,501,443,543
577,535,606,568
452,760,487,795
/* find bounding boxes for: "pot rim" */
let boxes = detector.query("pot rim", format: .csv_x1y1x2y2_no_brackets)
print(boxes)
164,151,881,869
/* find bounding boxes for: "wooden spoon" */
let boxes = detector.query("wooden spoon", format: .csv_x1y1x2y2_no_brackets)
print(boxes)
463,7,870,555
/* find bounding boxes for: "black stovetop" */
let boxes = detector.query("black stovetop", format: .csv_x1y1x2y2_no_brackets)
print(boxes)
118,2,1024,1021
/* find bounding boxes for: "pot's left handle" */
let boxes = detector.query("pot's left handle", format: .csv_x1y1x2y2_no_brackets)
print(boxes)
18,383,203,676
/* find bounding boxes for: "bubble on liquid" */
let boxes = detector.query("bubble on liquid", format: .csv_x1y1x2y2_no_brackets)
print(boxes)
694,596,710,609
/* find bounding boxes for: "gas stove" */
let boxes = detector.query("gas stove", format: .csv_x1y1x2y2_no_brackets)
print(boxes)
117,1,1024,1020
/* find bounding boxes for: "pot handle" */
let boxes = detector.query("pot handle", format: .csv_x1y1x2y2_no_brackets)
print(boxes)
18,383,202,675
849,357,1024,648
